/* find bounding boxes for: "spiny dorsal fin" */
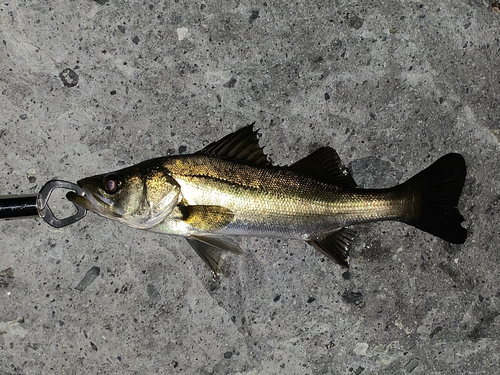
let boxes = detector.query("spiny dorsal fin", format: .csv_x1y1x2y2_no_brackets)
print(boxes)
307,227,355,268
196,124,270,165
290,147,357,188
179,205,234,231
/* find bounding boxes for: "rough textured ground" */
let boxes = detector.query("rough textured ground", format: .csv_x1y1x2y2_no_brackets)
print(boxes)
1,1,499,374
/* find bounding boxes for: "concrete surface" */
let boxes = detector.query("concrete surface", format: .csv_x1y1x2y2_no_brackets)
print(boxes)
1,0,499,374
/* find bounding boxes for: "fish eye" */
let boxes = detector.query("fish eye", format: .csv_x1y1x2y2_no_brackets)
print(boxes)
103,174,121,194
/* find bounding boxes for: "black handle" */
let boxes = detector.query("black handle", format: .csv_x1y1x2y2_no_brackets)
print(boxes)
0,195,38,219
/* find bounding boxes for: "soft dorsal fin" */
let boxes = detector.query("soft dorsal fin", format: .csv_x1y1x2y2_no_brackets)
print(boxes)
290,147,357,188
196,124,271,165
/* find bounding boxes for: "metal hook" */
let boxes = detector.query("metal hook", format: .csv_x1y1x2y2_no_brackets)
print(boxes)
37,180,86,228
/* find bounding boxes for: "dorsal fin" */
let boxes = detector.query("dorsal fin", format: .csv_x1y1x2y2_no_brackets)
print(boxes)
289,147,357,188
196,124,270,165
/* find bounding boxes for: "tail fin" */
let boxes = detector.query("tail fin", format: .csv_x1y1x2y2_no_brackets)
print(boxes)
399,153,467,244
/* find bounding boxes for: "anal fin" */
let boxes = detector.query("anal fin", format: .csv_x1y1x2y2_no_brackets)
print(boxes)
307,228,355,268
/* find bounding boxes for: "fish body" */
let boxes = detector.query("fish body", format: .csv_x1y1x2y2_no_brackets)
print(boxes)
68,126,467,274
152,155,408,238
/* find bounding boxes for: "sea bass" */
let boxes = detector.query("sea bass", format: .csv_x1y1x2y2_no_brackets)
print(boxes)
67,126,467,274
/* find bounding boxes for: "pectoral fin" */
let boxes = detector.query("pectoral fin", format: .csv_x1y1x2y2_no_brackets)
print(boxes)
307,228,355,268
179,205,234,231
186,236,243,275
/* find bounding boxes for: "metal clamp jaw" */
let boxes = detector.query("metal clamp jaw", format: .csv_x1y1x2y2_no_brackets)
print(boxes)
0,180,86,228
37,180,86,228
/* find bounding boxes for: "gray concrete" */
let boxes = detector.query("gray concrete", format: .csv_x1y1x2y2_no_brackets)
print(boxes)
1,0,499,374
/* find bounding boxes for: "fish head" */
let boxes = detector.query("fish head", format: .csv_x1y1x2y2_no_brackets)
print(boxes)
67,162,181,229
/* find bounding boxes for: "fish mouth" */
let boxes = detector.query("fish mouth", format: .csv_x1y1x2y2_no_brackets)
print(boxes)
66,181,115,217
66,183,94,211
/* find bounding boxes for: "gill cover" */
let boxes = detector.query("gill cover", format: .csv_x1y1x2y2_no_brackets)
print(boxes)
143,168,181,227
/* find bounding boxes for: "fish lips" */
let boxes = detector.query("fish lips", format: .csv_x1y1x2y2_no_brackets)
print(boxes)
66,180,119,218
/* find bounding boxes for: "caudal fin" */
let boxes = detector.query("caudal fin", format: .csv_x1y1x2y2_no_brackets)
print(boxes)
400,153,467,244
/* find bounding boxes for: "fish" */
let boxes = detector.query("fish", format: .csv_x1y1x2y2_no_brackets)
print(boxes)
67,125,467,275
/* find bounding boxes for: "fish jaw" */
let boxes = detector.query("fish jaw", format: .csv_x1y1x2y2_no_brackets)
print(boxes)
66,184,111,216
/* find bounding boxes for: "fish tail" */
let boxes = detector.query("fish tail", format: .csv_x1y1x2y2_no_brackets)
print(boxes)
399,153,467,244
